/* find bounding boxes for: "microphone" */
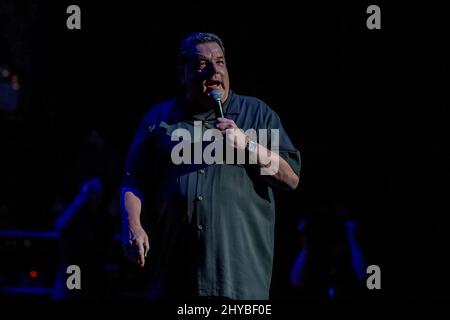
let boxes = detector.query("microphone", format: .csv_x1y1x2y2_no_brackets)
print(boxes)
208,89,224,118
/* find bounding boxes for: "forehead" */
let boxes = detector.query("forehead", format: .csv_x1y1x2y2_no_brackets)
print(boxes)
192,42,224,58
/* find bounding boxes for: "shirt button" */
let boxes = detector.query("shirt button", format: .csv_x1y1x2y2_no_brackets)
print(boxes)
199,169,205,174
197,195,203,201
197,224,204,230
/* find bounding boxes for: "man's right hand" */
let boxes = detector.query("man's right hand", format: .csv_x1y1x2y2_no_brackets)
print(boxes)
123,223,150,267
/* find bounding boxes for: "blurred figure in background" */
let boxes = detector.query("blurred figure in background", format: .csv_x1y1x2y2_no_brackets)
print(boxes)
289,204,368,299
51,128,123,299
51,178,112,299
0,64,19,112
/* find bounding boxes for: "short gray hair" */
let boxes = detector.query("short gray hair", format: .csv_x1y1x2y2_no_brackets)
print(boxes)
178,32,225,65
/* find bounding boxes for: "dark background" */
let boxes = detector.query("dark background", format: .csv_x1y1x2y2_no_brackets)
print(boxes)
0,0,449,300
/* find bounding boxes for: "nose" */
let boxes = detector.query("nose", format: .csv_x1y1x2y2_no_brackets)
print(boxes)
206,62,220,76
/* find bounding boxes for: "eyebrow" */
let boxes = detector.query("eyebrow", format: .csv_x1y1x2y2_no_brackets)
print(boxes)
195,55,225,61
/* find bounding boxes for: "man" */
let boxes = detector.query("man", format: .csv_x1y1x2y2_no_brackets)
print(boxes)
121,32,300,299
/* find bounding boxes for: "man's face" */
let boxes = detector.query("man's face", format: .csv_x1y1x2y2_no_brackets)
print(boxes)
181,42,230,107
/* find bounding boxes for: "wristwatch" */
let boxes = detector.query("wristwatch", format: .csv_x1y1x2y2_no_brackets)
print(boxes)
246,138,257,153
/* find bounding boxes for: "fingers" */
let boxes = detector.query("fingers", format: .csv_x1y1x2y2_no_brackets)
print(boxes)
216,118,236,129
216,123,232,131
124,238,149,267
216,117,234,125
216,118,237,132
137,241,145,267
214,119,247,150
144,237,150,258
123,226,150,267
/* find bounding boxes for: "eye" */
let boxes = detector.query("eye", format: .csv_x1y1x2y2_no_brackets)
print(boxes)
217,59,225,65
197,60,207,69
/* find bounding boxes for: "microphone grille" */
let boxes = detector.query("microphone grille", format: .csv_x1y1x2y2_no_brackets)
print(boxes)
208,89,222,101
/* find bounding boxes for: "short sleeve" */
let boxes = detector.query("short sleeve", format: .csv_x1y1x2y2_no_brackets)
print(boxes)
267,111,301,177
121,113,154,201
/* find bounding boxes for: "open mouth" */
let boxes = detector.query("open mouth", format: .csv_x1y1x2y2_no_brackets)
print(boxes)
205,80,222,91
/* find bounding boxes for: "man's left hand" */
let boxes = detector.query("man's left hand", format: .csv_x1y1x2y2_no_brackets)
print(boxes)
215,117,248,150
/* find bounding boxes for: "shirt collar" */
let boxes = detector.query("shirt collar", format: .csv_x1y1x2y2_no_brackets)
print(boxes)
223,90,240,115
175,90,241,119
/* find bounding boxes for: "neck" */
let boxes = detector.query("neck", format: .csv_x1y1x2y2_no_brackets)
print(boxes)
186,93,215,112
185,99,213,115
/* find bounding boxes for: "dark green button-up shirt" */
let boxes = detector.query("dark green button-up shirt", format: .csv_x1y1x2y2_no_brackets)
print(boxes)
122,91,301,299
